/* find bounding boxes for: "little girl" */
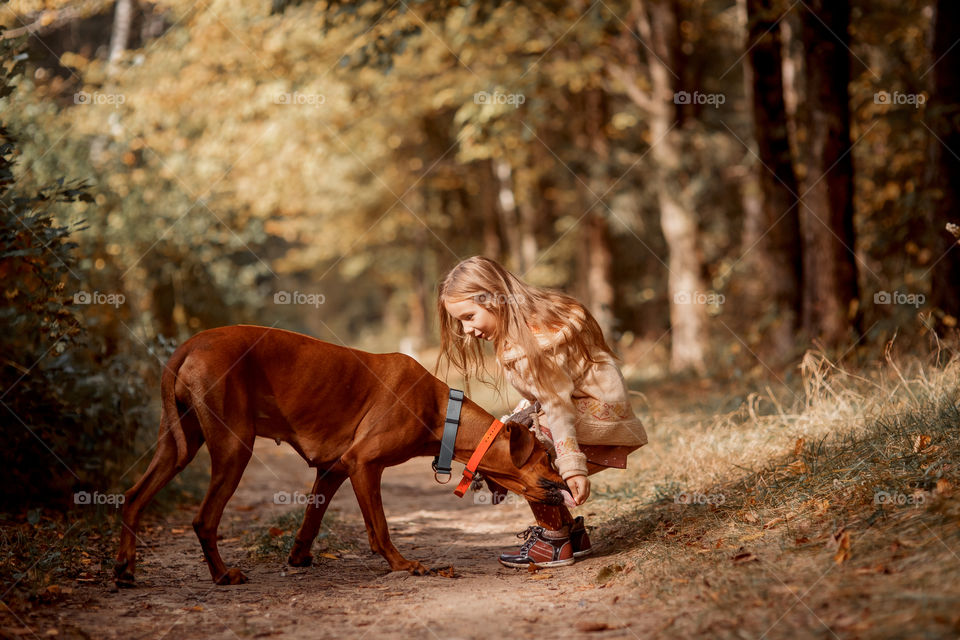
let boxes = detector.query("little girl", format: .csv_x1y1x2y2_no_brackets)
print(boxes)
436,256,648,567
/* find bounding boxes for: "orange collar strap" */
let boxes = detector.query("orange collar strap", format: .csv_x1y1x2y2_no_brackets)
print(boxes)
453,419,505,497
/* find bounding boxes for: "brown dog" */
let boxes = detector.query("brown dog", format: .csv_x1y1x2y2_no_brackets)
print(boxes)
114,325,568,585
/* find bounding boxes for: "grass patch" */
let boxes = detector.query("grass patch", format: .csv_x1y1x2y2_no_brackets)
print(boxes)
243,508,360,561
590,350,960,638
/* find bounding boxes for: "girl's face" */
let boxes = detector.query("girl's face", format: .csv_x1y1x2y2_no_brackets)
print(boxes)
444,297,497,341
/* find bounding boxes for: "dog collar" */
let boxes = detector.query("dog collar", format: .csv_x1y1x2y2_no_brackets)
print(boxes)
453,418,505,497
432,388,464,483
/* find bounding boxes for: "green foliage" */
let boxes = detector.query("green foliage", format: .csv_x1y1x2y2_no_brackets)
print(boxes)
0,36,156,510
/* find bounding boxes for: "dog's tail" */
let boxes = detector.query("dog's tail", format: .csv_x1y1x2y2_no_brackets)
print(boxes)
160,344,192,470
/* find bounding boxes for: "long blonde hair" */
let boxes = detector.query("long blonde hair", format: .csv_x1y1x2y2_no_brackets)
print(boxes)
435,256,616,403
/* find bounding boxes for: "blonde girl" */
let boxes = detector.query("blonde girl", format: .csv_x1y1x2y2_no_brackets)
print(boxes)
436,256,647,567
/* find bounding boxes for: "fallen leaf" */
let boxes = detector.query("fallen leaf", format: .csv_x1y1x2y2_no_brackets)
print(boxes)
913,434,932,452
763,512,795,530
936,479,952,496
854,564,887,575
741,532,765,543
527,572,553,581
319,553,339,559
742,511,759,524
432,566,457,578
268,527,284,537
794,437,805,456
182,606,203,612
833,530,851,564
787,459,808,475
575,622,613,632
732,548,759,564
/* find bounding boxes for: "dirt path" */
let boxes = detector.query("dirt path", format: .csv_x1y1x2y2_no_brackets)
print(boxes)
23,440,650,639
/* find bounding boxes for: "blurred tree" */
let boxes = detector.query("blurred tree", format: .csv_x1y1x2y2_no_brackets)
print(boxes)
742,0,802,358
635,0,708,373
925,0,960,329
798,0,860,348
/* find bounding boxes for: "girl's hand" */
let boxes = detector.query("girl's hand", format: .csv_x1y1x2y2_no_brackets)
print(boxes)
566,474,591,505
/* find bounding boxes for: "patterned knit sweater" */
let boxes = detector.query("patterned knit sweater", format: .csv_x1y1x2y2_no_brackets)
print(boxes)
498,308,648,480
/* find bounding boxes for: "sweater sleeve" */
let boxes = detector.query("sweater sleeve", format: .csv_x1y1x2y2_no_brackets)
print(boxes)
537,365,588,481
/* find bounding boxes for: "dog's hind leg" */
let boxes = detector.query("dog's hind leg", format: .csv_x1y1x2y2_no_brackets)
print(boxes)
190,382,256,585
288,469,348,567
114,402,203,586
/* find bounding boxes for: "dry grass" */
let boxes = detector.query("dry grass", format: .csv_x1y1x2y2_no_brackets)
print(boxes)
586,348,960,638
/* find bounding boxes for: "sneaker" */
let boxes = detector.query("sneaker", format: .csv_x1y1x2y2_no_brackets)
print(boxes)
569,516,592,558
499,526,575,568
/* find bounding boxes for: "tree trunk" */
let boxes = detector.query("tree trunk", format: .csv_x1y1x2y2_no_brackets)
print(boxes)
798,0,859,347
637,0,708,373
925,0,960,329
743,0,803,356
494,157,523,272
476,159,502,260
108,0,135,74
574,87,617,338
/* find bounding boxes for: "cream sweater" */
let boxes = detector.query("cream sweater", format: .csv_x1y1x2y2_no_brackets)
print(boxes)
498,309,648,480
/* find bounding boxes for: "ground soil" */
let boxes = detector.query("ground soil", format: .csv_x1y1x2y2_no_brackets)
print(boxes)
10,440,649,639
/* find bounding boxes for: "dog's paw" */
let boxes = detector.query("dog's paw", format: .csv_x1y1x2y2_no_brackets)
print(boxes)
287,552,313,567
406,561,430,576
114,572,136,588
215,568,249,585
113,562,136,588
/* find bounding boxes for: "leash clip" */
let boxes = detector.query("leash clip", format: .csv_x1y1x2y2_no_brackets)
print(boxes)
432,456,453,484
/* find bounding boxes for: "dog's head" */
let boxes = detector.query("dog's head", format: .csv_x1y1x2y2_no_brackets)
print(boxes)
472,420,572,506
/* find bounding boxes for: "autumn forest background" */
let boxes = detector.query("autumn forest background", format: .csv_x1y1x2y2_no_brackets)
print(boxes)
2,0,960,637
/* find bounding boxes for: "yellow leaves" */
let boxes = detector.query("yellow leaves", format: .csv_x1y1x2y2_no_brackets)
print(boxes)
59,52,89,72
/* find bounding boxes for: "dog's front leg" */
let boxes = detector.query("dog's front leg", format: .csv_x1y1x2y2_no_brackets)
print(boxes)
347,462,429,575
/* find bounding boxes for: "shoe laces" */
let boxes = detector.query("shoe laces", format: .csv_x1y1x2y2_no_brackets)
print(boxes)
516,525,544,554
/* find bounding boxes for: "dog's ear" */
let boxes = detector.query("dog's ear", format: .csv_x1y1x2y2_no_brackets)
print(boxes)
507,421,536,468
